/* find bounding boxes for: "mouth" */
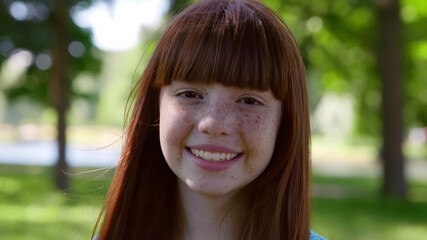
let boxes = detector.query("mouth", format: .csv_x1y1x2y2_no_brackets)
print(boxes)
188,147,241,162
185,146,242,171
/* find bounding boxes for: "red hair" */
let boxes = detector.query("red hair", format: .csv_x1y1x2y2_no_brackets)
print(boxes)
93,0,310,239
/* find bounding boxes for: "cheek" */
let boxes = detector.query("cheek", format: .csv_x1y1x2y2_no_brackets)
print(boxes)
239,112,280,164
159,104,194,156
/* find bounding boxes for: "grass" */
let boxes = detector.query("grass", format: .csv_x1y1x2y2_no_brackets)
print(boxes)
311,175,427,239
0,165,112,240
0,164,426,240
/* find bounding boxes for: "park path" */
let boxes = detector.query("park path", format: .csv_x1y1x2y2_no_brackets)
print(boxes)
0,140,120,167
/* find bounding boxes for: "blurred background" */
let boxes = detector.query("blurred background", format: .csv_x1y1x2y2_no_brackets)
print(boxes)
0,0,426,239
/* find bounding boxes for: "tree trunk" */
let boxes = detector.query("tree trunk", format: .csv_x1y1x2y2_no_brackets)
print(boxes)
377,0,406,198
50,0,70,191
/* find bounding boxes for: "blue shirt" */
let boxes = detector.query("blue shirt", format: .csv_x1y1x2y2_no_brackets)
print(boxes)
310,230,328,240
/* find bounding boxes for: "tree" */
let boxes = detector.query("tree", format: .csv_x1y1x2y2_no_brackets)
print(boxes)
376,0,407,198
0,0,100,190
49,0,71,190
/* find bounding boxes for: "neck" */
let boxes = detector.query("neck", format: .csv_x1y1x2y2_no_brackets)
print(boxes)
178,180,241,240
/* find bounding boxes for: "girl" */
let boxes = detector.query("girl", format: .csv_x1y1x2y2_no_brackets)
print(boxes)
93,0,326,239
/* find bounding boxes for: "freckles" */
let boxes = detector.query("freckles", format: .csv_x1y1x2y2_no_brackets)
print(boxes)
219,102,231,123
239,113,265,133
184,113,192,123
198,177,206,188
246,146,259,158
247,163,255,174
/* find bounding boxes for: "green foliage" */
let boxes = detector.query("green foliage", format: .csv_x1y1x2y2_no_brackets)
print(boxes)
169,0,193,15
390,0,427,129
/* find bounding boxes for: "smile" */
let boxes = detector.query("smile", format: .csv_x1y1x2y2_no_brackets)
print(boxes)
186,146,242,171
190,148,238,162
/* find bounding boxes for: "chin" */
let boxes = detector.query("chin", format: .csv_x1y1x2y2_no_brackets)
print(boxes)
196,188,234,197
192,184,241,198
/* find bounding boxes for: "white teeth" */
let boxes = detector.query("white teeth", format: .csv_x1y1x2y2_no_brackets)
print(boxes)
204,151,211,161
190,148,238,162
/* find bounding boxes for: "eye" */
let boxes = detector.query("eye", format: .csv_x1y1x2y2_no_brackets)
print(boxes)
177,90,203,99
238,97,263,106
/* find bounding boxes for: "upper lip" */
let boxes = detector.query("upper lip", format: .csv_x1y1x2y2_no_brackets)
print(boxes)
187,144,240,154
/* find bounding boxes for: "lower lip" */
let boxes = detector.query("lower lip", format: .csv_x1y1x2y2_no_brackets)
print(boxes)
186,148,241,171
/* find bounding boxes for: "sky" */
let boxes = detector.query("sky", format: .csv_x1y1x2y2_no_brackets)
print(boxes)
71,0,169,51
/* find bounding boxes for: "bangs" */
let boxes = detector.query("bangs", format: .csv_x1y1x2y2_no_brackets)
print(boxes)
153,0,300,100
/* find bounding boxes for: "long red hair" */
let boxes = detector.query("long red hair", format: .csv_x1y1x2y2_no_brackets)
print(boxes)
93,0,311,239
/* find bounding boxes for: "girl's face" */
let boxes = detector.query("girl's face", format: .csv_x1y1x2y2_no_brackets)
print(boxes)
159,81,282,196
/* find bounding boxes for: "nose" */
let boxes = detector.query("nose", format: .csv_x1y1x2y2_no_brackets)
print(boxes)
198,103,234,136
